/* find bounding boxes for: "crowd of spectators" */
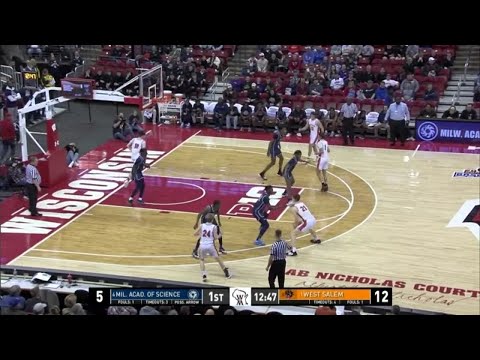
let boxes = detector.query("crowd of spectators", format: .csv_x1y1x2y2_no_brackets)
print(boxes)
88,45,234,97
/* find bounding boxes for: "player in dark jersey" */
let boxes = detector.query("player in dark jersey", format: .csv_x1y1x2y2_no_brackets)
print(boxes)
192,200,225,258
252,185,278,246
128,148,150,205
259,128,286,180
282,150,306,200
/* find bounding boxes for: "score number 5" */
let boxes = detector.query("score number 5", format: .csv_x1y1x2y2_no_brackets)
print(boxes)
96,290,103,303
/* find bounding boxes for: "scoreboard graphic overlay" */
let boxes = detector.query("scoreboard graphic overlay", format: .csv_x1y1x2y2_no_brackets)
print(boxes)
90,287,393,308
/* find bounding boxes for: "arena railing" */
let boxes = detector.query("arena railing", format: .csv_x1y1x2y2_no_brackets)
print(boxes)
451,45,473,106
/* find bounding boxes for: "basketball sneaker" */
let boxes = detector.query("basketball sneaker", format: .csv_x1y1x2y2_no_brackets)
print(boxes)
138,198,144,204
192,250,199,259
277,170,283,176
254,239,265,246
287,250,298,256
219,247,227,255
202,274,207,282
310,239,322,244
128,197,133,205
259,173,267,180
224,268,232,279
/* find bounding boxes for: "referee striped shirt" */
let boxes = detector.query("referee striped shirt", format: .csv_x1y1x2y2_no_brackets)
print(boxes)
25,164,41,185
270,239,289,261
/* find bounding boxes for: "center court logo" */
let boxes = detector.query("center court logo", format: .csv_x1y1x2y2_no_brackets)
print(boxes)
230,288,251,306
417,122,438,141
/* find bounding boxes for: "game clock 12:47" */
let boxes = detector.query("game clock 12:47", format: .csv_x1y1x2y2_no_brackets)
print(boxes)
252,289,278,305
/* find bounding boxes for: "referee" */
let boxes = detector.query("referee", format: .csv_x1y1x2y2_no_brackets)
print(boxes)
25,156,42,216
339,97,358,146
266,229,290,288
385,94,410,146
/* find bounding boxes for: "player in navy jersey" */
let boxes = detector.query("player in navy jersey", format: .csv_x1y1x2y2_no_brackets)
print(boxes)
252,185,278,246
259,128,285,180
128,148,150,205
192,200,226,258
282,150,307,200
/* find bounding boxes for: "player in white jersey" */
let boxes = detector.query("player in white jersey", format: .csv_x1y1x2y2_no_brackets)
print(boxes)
193,213,232,282
299,113,325,159
124,131,147,187
315,133,331,192
287,194,321,256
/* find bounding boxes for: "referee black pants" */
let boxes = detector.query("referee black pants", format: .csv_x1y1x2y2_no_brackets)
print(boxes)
26,183,38,215
342,117,354,145
268,259,286,288
389,120,406,144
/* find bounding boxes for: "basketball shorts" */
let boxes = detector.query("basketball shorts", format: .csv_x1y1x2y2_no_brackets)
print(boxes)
295,218,316,233
198,244,218,258
317,157,329,170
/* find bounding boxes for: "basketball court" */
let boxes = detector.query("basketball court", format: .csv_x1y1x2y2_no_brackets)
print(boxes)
1,125,479,315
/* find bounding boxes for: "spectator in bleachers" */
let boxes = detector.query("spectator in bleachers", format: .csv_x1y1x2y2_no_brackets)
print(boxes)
104,70,114,91
313,46,326,64
107,306,138,315
277,53,288,73
165,74,178,93
1,285,26,315
62,294,77,315
248,83,260,104
423,57,440,77
47,305,61,315
376,67,387,83
353,110,368,139
32,303,47,315
403,57,416,75
324,107,340,137
40,68,56,88
303,47,315,65
48,53,60,78
384,45,403,59
474,89,480,102
240,102,253,132
66,303,86,315
140,306,160,315
65,143,79,168
193,99,205,126
243,76,253,91
4,80,20,123
296,78,309,96
0,114,16,164
375,81,390,104
419,103,437,118
257,53,269,73
330,74,344,91
342,45,354,57
0,90,4,121
286,105,306,138
213,97,229,130
6,158,26,190
358,64,376,83
423,83,438,101
406,45,419,59
309,79,323,96
267,89,281,107
264,77,275,93
441,52,454,69
268,53,280,72
357,80,376,100
226,101,239,130
441,106,460,119
344,81,357,98
94,70,104,89
460,104,477,120
71,50,84,68
223,84,236,103
338,64,348,79
59,46,71,63
253,103,268,132
400,73,419,101
288,53,302,72
374,105,391,138
330,45,342,57
112,71,125,89
361,45,375,59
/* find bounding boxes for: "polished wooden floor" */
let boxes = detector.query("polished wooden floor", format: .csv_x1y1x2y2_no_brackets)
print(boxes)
10,135,480,314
